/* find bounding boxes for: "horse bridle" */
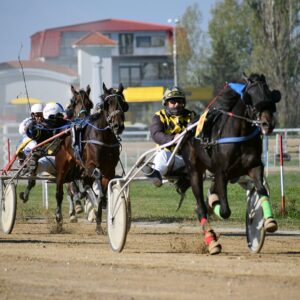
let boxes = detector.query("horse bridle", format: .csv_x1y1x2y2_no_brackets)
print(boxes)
243,80,270,124
70,90,92,117
103,93,125,126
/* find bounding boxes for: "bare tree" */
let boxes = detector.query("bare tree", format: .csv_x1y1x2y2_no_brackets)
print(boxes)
247,0,300,127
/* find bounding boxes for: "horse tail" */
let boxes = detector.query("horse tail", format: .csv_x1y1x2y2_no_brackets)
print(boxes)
175,175,190,211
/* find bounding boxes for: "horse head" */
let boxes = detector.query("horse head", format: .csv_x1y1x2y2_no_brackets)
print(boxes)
242,73,281,135
66,85,94,119
100,82,129,135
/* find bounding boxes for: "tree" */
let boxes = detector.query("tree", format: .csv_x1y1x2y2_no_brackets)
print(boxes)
246,0,300,127
177,3,207,87
207,0,253,93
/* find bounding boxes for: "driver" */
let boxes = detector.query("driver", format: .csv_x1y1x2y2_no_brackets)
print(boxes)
145,86,196,187
18,103,44,160
23,102,68,175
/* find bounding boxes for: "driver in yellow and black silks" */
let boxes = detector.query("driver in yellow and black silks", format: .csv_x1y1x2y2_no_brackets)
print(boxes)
145,86,196,187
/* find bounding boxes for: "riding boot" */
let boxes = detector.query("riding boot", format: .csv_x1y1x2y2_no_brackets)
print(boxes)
142,164,162,187
22,150,42,176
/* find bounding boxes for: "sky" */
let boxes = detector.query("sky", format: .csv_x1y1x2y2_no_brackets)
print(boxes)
0,0,218,63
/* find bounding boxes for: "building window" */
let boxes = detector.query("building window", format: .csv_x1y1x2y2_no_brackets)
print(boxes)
119,33,134,55
136,36,165,48
136,37,151,47
151,36,165,47
141,62,172,80
119,66,141,86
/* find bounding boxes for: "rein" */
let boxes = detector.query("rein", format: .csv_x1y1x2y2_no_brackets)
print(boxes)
81,139,120,148
212,108,262,126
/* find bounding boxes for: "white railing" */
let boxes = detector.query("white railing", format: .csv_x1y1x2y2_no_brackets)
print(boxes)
1,124,300,171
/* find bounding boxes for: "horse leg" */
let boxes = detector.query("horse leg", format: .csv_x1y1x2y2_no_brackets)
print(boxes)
248,166,278,233
19,179,36,203
94,176,109,235
69,181,83,214
206,178,220,216
211,170,231,219
55,175,65,227
66,183,77,223
190,169,222,255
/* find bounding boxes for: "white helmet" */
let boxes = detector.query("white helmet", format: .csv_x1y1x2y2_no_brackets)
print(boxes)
31,103,44,114
43,102,65,120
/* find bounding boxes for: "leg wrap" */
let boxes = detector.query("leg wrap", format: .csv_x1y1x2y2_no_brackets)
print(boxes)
208,193,221,218
260,196,273,219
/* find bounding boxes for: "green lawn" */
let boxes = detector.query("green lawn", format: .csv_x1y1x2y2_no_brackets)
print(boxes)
13,173,300,230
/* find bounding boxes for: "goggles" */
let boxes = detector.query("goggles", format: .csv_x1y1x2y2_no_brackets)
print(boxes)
168,98,185,105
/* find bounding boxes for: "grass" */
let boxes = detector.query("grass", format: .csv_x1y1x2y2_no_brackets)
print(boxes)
12,172,300,230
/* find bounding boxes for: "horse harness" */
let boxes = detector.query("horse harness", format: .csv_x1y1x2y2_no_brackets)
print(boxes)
194,82,266,148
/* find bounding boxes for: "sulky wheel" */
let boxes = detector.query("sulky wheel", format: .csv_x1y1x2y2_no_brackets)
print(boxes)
1,183,17,234
107,182,128,252
245,187,266,253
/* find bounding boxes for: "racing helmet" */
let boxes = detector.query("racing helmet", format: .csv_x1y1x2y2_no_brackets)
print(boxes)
162,86,186,106
43,102,65,120
30,103,44,114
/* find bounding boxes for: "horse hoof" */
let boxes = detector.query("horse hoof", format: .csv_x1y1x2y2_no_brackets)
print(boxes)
204,230,222,255
69,215,78,223
264,218,278,233
208,240,222,255
96,225,103,235
19,192,28,203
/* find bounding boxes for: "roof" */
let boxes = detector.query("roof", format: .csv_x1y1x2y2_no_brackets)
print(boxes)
30,18,173,59
0,60,77,77
74,32,117,47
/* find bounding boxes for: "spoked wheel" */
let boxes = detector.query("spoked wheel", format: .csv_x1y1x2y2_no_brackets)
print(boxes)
107,182,128,252
1,182,17,234
246,187,265,253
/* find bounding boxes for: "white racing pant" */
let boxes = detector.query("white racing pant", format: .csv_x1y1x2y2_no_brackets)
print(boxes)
36,156,56,176
153,149,185,176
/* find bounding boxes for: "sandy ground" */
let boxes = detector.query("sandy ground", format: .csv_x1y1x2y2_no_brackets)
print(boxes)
0,219,299,300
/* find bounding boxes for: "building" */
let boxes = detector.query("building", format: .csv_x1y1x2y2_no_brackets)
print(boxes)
0,18,212,125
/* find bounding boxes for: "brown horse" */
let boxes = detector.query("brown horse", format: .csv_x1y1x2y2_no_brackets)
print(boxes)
55,82,128,232
65,85,94,221
180,73,281,254
65,84,94,120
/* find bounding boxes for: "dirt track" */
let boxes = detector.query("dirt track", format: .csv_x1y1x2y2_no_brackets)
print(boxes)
0,219,299,300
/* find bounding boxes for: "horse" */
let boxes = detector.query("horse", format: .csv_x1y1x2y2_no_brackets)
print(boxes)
18,85,94,215
180,73,281,254
54,82,129,233
65,84,94,222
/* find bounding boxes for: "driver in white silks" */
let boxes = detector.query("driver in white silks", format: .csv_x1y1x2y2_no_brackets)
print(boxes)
20,102,67,176
18,103,44,158
144,86,196,187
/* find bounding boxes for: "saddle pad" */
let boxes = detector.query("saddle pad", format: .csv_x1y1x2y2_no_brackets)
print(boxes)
195,109,209,137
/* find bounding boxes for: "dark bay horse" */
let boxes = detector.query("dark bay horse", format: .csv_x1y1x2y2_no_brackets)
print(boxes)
181,73,281,254
55,82,128,232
